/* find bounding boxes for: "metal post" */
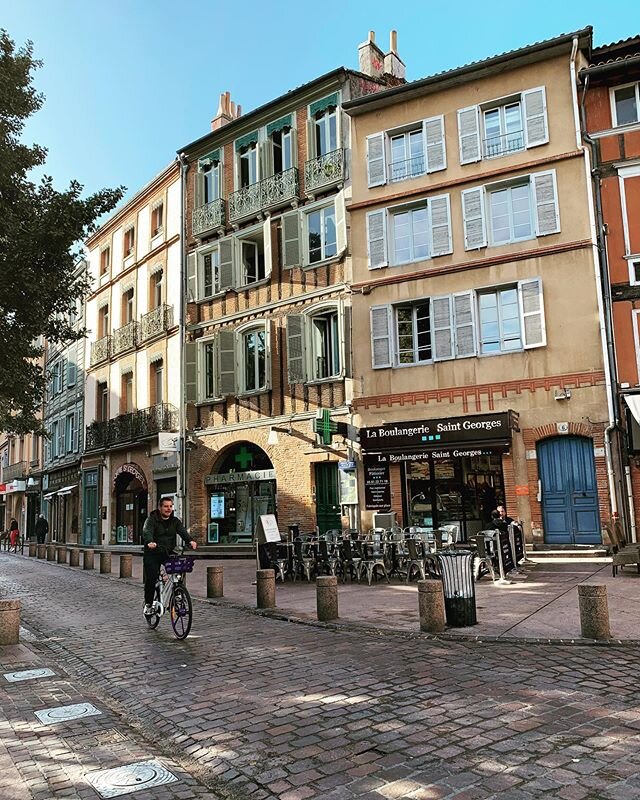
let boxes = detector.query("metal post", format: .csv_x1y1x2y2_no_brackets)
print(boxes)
493,531,511,586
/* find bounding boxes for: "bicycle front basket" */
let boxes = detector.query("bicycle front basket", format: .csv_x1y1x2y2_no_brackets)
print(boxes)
164,555,195,574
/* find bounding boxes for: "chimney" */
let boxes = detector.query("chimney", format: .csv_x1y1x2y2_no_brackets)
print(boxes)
358,31,385,80
384,30,406,83
211,91,242,131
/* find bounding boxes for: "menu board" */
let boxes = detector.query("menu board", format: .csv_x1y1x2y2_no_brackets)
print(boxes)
363,455,391,510
498,530,515,573
511,524,524,562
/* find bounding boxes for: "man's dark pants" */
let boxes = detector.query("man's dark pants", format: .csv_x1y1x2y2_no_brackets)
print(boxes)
143,552,165,605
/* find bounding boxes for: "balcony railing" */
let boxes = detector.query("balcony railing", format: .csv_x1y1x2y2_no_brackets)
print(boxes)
389,154,425,183
112,321,139,356
90,335,111,366
85,403,179,451
304,148,345,194
229,167,299,222
483,130,524,159
140,304,174,342
192,198,226,237
3,461,26,482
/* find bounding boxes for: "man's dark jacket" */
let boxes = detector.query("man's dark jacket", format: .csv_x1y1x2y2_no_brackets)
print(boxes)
142,510,193,556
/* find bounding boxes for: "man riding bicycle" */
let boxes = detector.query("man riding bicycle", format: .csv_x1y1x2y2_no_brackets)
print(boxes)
142,497,197,616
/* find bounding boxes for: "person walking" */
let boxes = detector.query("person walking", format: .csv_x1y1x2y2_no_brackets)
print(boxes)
9,518,20,551
35,514,49,544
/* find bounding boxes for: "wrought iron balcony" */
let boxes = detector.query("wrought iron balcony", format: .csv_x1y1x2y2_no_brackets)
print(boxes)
389,154,425,183
192,198,226,237
229,167,299,222
304,149,345,195
140,304,174,342
90,335,111,366
3,461,26,481
112,321,139,356
85,403,179,451
483,130,524,159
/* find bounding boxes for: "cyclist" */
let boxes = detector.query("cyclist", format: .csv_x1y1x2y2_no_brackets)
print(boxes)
142,497,197,616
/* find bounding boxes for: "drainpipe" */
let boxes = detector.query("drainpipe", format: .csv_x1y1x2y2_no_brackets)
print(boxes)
625,465,637,542
177,153,189,525
574,42,621,524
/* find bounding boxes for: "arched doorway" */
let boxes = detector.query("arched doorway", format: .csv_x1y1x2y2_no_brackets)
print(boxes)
537,436,601,545
113,463,148,544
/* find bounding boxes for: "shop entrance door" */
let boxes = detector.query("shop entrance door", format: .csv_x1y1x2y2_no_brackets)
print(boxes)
83,485,98,545
538,436,601,545
315,463,341,535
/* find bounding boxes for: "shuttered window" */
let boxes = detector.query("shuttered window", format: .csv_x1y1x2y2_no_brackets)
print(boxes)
368,116,446,188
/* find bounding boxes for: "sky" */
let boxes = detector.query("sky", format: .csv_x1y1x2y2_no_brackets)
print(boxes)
2,0,638,208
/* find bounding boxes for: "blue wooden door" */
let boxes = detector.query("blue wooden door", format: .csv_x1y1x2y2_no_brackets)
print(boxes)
537,436,601,545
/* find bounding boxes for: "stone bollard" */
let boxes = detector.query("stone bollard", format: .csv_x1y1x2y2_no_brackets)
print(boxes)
0,600,21,645
119,554,133,579
37,544,46,559
28,542,37,558
69,548,80,567
57,546,67,564
418,579,446,634
46,544,56,562
207,566,224,598
83,549,95,571
578,584,611,640
100,552,112,574
316,575,339,621
256,569,276,609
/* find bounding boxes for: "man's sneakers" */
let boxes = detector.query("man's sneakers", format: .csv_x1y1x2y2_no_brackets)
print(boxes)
143,603,154,617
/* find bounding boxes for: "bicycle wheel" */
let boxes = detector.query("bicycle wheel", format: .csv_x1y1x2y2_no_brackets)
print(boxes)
170,585,192,639
144,586,161,630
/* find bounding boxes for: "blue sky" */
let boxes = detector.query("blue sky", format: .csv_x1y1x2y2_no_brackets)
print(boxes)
2,0,638,205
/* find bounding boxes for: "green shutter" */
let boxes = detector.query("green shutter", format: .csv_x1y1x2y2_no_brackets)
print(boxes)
266,114,293,136
309,93,339,118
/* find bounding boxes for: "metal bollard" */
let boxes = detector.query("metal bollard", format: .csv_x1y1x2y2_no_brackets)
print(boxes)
207,566,224,598
418,579,446,633
46,544,56,562
256,569,276,609
69,548,80,567
83,549,95,570
100,552,111,574
578,584,611,640
37,544,46,559
0,600,21,645
316,575,339,621
56,546,67,564
28,542,37,557
119,554,132,578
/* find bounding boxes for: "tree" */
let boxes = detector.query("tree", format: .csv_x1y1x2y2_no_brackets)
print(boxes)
0,30,124,434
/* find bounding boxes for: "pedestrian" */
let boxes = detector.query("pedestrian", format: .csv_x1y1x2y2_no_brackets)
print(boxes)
9,518,20,551
35,514,49,544
490,505,513,533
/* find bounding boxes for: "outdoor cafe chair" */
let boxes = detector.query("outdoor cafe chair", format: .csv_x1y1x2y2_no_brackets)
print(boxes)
266,542,290,582
606,519,640,577
338,539,362,582
469,535,496,582
405,537,427,583
315,538,340,577
293,538,315,582
360,541,390,586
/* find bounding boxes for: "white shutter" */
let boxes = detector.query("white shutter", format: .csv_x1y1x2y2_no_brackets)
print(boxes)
187,252,197,302
424,115,446,173
519,278,546,349
340,303,351,378
366,132,386,187
281,209,301,268
218,235,235,290
67,360,77,387
72,411,79,453
263,217,272,278
217,329,236,396
306,117,316,160
289,126,298,168
366,209,387,269
432,295,454,361
429,194,452,257
194,171,204,209
264,321,272,390
370,305,392,368
533,170,560,236
457,106,481,164
523,87,548,148
335,189,347,255
57,422,64,457
286,315,306,384
453,292,476,358
461,187,487,249
185,342,198,402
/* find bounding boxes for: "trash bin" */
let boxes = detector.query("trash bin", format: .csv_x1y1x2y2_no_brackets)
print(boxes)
436,550,477,627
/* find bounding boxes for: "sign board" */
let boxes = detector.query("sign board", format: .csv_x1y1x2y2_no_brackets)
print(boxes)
515,485,530,496
363,455,391,510
498,530,515,573
205,469,275,485
338,463,358,505
210,493,225,518
158,432,179,452
256,514,281,544
207,522,219,544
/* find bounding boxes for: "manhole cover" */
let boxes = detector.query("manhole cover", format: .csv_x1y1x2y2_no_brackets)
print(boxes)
34,702,102,725
4,668,55,682
85,760,179,798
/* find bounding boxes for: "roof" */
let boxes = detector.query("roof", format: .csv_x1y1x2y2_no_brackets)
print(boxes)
590,34,640,65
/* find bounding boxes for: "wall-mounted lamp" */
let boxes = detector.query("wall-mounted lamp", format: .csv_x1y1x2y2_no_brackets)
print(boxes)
554,388,572,401
267,424,293,446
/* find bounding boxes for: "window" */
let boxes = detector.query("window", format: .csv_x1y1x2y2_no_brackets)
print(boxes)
98,305,109,338
67,359,77,387
612,83,640,127
391,206,429,264
285,306,345,384
314,107,338,157
52,361,63,394
31,433,38,463
311,310,340,379
123,226,135,258
97,382,108,421
282,193,346,269
121,288,134,324
202,249,220,297
242,328,266,392
65,413,74,453
121,372,134,414
367,116,446,188
483,102,524,158
151,202,164,237
488,183,533,244
478,287,522,353
390,128,425,182
51,421,59,458
202,341,216,401
202,160,221,203
631,260,640,286
396,302,431,364
100,246,110,276
271,126,293,173
150,360,163,405
306,205,337,264
239,142,258,188
150,269,163,308
240,239,264,285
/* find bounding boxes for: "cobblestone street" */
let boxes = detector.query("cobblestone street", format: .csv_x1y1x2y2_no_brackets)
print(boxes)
2,553,640,800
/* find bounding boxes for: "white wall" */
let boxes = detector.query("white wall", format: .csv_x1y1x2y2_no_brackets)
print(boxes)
166,178,181,240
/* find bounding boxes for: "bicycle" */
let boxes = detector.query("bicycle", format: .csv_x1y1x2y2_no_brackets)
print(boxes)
144,552,194,639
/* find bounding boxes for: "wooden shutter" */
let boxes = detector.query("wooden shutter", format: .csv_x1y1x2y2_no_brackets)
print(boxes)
289,126,298,168
424,115,446,173
533,170,560,236
263,217,272,278
306,117,316,160
366,209,387,269
217,329,236,396
519,278,546,349
286,315,306,384
523,87,548,148
429,194,452,257
184,342,198,402
72,411,80,452
281,209,301,268
432,295,454,361
57,422,64,456
260,139,273,178
370,305,392,368
335,189,347,255
187,252,197,302
453,292,476,357
218,235,235,290
457,106,480,164
366,132,386,187
461,187,487,250
194,171,204,209
67,360,77,387
341,303,351,378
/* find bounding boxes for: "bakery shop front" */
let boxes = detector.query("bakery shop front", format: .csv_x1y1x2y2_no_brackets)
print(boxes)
360,411,518,540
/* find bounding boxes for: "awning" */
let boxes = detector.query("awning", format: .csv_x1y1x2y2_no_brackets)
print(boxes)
624,395,640,426
57,485,78,496
43,492,56,500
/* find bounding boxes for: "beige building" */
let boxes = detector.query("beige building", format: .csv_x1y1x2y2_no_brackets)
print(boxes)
343,28,612,545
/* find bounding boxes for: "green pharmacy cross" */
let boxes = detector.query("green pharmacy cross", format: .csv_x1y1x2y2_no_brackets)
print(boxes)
234,446,254,470
314,409,338,446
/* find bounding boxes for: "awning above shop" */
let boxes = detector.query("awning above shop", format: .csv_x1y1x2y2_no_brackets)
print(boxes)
43,492,57,500
57,485,78,496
